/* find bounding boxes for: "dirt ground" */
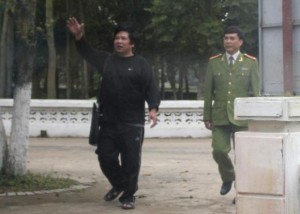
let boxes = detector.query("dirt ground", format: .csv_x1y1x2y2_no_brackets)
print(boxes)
0,138,235,214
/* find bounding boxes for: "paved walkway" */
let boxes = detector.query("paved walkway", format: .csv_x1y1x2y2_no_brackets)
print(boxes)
0,138,235,214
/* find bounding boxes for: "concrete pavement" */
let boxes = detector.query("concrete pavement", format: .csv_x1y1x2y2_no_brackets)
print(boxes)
0,138,235,214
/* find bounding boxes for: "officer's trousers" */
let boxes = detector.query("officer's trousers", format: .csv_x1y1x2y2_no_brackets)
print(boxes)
212,124,247,182
95,122,144,202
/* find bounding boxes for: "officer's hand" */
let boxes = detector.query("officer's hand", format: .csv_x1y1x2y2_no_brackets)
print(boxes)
204,121,212,130
66,17,85,40
148,109,158,128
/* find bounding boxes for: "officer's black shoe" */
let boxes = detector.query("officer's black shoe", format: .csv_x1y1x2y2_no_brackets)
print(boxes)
220,181,233,195
104,187,123,201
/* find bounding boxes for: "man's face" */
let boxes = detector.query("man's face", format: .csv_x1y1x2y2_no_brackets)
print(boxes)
114,31,134,57
223,33,243,55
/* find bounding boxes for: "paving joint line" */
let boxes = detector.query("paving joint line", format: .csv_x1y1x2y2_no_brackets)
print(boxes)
0,181,96,197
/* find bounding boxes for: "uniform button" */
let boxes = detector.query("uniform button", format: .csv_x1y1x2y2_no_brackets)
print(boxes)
228,101,231,104
228,91,231,94
228,82,232,85
229,73,232,76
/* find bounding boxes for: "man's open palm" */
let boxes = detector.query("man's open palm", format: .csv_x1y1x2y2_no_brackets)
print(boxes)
67,17,84,40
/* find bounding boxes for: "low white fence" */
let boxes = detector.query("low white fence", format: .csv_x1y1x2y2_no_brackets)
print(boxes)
0,99,210,138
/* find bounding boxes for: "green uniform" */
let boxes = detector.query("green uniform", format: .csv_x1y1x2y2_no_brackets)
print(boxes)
203,52,259,182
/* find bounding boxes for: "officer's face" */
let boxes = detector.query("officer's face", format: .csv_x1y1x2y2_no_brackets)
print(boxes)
114,31,134,57
223,33,243,55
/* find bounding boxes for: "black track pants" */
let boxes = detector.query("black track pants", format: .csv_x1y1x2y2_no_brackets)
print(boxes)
95,122,144,201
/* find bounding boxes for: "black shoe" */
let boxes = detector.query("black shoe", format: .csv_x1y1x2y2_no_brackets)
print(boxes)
104,187,123,201
220,181,233,195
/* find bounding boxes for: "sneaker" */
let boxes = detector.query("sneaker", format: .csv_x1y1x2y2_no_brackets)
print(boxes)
121,201,135,210
119,196,136,209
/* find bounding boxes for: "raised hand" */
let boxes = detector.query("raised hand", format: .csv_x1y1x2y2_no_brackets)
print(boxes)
66,17,85,40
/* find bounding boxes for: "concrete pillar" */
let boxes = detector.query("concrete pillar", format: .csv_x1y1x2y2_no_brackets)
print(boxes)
234,97,300,214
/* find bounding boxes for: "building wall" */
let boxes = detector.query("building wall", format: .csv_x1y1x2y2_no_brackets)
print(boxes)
259,0,300,95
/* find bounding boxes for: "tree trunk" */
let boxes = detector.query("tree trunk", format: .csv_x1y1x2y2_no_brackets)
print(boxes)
5,15,14,98
7,0,37,175
46,0,57,99
0,116,8,170
0,0,14,98
178,64,184,100
65,0,71,99
167,59,177,100
9,84,32,175
185,73,189,94
65,35,71,98
197,62,206,99
0,6,8,98
79,0,88,99
81,61,89,98
160,58,166,100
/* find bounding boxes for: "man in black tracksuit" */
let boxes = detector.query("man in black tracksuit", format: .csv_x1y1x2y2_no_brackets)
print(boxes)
67,17,160,210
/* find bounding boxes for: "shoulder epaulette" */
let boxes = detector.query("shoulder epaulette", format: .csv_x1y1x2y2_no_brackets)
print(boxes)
244,53,257,61
209,54,222,60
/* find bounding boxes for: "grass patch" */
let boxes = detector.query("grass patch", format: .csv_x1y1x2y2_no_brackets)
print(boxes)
0,172,78,193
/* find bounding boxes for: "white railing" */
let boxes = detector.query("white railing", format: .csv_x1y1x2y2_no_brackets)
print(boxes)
0,99,210,138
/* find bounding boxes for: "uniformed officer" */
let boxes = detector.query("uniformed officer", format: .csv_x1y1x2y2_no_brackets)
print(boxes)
203,26,260,196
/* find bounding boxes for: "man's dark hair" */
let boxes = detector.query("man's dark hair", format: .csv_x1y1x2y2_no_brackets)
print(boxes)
114,24,138,45
224,26,245,40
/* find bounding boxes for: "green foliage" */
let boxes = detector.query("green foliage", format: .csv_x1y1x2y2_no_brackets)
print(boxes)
144,0,228,99
14,0,37,46
0,171,78,193
0,0,259,99
222,0,258,55
146,0,224,56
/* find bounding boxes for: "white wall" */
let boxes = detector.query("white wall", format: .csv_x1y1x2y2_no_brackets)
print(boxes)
0,99,211,138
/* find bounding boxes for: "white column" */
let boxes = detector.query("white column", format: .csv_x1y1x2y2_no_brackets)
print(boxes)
234,97,300,214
